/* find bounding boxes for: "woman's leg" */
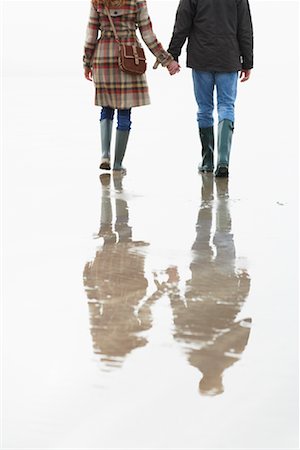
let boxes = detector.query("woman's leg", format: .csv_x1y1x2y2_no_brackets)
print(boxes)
113,109,132,171
99,107,115,170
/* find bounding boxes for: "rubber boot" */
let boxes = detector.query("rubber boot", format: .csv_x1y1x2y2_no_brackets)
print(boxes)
198,127,214,173
113,129,130,172
99,119,113,170
215,119,234,178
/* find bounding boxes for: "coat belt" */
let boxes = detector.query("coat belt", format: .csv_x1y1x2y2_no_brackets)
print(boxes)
101,30,136,38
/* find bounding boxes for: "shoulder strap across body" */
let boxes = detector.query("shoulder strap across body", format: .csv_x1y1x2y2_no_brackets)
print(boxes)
104,4,147,75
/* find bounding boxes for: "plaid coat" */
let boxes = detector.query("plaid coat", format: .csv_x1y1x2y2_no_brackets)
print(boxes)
83,0,173,109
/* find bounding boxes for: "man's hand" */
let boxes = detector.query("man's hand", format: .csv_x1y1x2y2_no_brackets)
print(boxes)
240,69,251,82
84,67,93,81
168,61,181,75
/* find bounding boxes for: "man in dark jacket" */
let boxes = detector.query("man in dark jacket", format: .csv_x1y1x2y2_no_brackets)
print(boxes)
167,0,253,177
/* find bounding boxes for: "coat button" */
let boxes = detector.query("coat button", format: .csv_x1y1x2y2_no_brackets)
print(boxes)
114,11,117,14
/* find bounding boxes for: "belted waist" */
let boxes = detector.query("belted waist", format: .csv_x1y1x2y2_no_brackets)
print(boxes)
101,29,136,38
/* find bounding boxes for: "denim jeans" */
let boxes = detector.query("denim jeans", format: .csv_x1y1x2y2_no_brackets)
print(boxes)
100,107,132,131
192,71,238,128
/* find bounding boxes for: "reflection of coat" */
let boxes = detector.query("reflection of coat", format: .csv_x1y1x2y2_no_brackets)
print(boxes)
178,272,250,339
83,242,151,366
170,258,251,395
83,0,172,108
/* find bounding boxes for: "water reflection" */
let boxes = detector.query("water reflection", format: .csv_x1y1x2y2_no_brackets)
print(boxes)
83,174,252,393
83,174,151,370
152,176,252,396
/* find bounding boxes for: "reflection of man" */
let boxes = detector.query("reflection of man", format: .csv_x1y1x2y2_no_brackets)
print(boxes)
83,174,151,369
162,176,252,395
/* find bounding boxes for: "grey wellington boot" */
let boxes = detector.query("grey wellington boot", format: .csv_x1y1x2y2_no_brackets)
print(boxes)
215,119,234,178
198,126,214,173
99,119,113,170
113,130,130,172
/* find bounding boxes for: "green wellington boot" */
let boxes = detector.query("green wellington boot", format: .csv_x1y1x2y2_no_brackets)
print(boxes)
215,119,234,178
198,126,214,173
99,119,113,170
113,129,130,172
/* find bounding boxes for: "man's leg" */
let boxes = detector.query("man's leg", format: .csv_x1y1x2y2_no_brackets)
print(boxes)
215,72,238,177
192,71,215,173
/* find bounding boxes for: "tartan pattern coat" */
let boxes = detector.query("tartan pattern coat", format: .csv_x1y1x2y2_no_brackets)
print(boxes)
83,0,173,109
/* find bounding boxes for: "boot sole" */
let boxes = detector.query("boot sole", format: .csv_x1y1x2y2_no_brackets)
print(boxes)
215,166,229,177
113,168,127,175
198,168,214,173
99,162,111,170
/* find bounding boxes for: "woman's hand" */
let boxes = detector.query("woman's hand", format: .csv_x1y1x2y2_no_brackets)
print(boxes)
84,67,93,81
167,61,180,75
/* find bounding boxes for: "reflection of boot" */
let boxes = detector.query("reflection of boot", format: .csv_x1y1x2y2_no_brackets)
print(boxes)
113,130,130,172
215,119,234,178
215,178,230,231
215,177,229,198
190,174,214,255
198,127,214,173
99,119,113,170
112,171,125,192
200,172,214,204
98,173,116,243
214,176,234,264
99,173,111,186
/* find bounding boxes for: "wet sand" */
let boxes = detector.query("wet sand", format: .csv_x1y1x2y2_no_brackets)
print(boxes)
3,102,298,447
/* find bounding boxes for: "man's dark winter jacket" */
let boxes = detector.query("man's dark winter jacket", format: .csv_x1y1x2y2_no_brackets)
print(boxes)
168,0,253,72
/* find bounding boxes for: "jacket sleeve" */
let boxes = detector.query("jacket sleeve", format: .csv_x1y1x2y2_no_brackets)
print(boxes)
136,0,173,67
167,0,196,62
83,3,99,69
237,0,253,69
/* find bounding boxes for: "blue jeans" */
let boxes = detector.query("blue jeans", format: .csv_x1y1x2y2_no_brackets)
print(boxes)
192,71,238,128
100,107,132,131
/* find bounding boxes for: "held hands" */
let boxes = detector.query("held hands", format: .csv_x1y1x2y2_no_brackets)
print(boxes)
153,59,180,75
84,67,93,81
167,60,180,76
86,62,249,80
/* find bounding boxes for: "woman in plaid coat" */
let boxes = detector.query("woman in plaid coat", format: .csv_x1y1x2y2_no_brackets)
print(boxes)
83,0,179,172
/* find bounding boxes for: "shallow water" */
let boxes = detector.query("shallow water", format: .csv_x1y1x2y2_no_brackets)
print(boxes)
3,101,298,446
84,173,252,394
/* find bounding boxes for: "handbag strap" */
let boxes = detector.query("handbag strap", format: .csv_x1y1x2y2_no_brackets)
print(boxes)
104,5,120,44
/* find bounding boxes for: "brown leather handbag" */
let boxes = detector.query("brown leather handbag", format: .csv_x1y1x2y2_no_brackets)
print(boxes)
105,6,147,75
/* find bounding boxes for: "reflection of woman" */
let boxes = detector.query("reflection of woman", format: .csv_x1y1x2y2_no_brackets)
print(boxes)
83,174,151,369
83,0,179,172
169,177,252,395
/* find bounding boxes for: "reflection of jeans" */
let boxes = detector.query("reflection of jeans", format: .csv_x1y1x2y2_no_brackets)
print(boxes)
192,71,238,128
100,106,132,131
